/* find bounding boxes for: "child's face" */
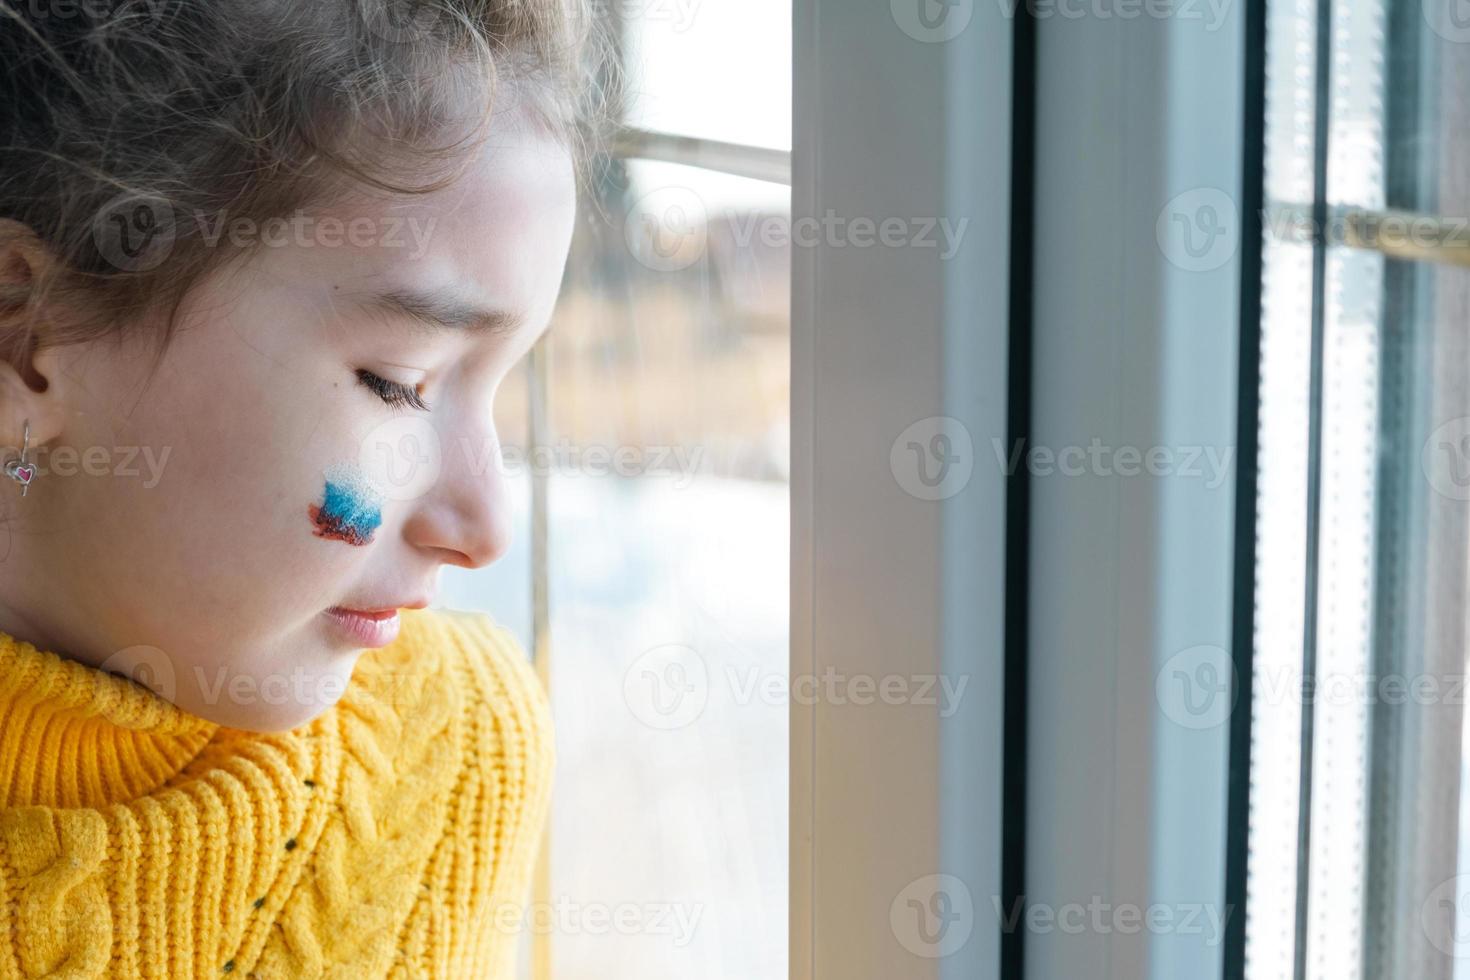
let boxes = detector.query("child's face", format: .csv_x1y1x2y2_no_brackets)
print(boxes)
3,106,576,731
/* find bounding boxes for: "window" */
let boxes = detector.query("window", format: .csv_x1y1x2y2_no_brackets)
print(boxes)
1246,0,1470,976
445,3,792,978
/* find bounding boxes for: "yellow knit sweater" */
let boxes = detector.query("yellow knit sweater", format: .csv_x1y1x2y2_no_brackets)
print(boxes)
0,607,554,979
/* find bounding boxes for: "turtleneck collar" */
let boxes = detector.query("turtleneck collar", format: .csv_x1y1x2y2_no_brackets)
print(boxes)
0,628,220,808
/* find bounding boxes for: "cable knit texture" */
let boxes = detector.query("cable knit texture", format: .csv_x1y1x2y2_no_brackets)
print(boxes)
0,608,554,979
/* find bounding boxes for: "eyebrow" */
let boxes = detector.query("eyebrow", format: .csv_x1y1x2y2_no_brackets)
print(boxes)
362,288,525,336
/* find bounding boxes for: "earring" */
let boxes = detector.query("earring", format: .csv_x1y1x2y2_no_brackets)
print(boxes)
4,419,34,497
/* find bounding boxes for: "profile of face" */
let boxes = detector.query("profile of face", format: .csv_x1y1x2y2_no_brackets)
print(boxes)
0,102,577,731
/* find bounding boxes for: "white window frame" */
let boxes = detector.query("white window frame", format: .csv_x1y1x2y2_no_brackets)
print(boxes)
1024,10,1247,980
789,5,1251,980
790,2,1014,979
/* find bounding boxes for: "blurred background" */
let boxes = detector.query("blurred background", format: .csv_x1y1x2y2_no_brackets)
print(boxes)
437,2,792,977
430,0,1470,974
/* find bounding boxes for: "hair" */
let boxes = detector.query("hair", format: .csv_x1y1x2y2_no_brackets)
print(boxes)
0,0,619,375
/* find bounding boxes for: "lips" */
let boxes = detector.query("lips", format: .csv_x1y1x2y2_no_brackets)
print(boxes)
332,596,433,615
320,591,433,648
328,607,398,621
322,606,403,648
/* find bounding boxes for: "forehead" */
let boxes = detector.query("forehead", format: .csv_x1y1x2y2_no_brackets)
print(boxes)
249,107,578,323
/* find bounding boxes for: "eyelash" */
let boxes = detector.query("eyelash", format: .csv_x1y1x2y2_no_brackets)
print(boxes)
356,369,431,411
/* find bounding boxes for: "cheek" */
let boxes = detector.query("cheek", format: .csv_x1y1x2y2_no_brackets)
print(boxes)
109,448,385,630
140,303,380,552
109,388,379,586
52,281,399,633
306,462,385,547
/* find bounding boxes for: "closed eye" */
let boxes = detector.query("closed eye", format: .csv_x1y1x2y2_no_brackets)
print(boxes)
356,369,430,411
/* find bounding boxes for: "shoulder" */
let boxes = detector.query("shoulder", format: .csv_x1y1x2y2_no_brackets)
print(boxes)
248,612,556,973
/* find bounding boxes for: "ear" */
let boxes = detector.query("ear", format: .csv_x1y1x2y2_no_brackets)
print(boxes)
0,220,74,451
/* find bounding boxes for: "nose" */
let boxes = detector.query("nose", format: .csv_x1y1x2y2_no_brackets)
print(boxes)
400,423,514,570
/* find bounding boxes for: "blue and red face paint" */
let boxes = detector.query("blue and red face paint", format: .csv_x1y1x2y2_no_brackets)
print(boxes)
308,466,383,547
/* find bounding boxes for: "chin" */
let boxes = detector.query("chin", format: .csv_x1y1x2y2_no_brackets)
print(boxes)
204,698,342,734
175,654,363,733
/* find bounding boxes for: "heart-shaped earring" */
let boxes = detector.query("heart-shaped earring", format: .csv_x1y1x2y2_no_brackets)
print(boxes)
4,419,34,497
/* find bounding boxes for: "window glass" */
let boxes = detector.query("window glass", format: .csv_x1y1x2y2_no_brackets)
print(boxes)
450,152,790,979
1248,0,1470,976
623,0,792,150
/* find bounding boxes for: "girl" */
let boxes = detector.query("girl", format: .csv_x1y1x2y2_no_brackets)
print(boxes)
0,0,609,975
